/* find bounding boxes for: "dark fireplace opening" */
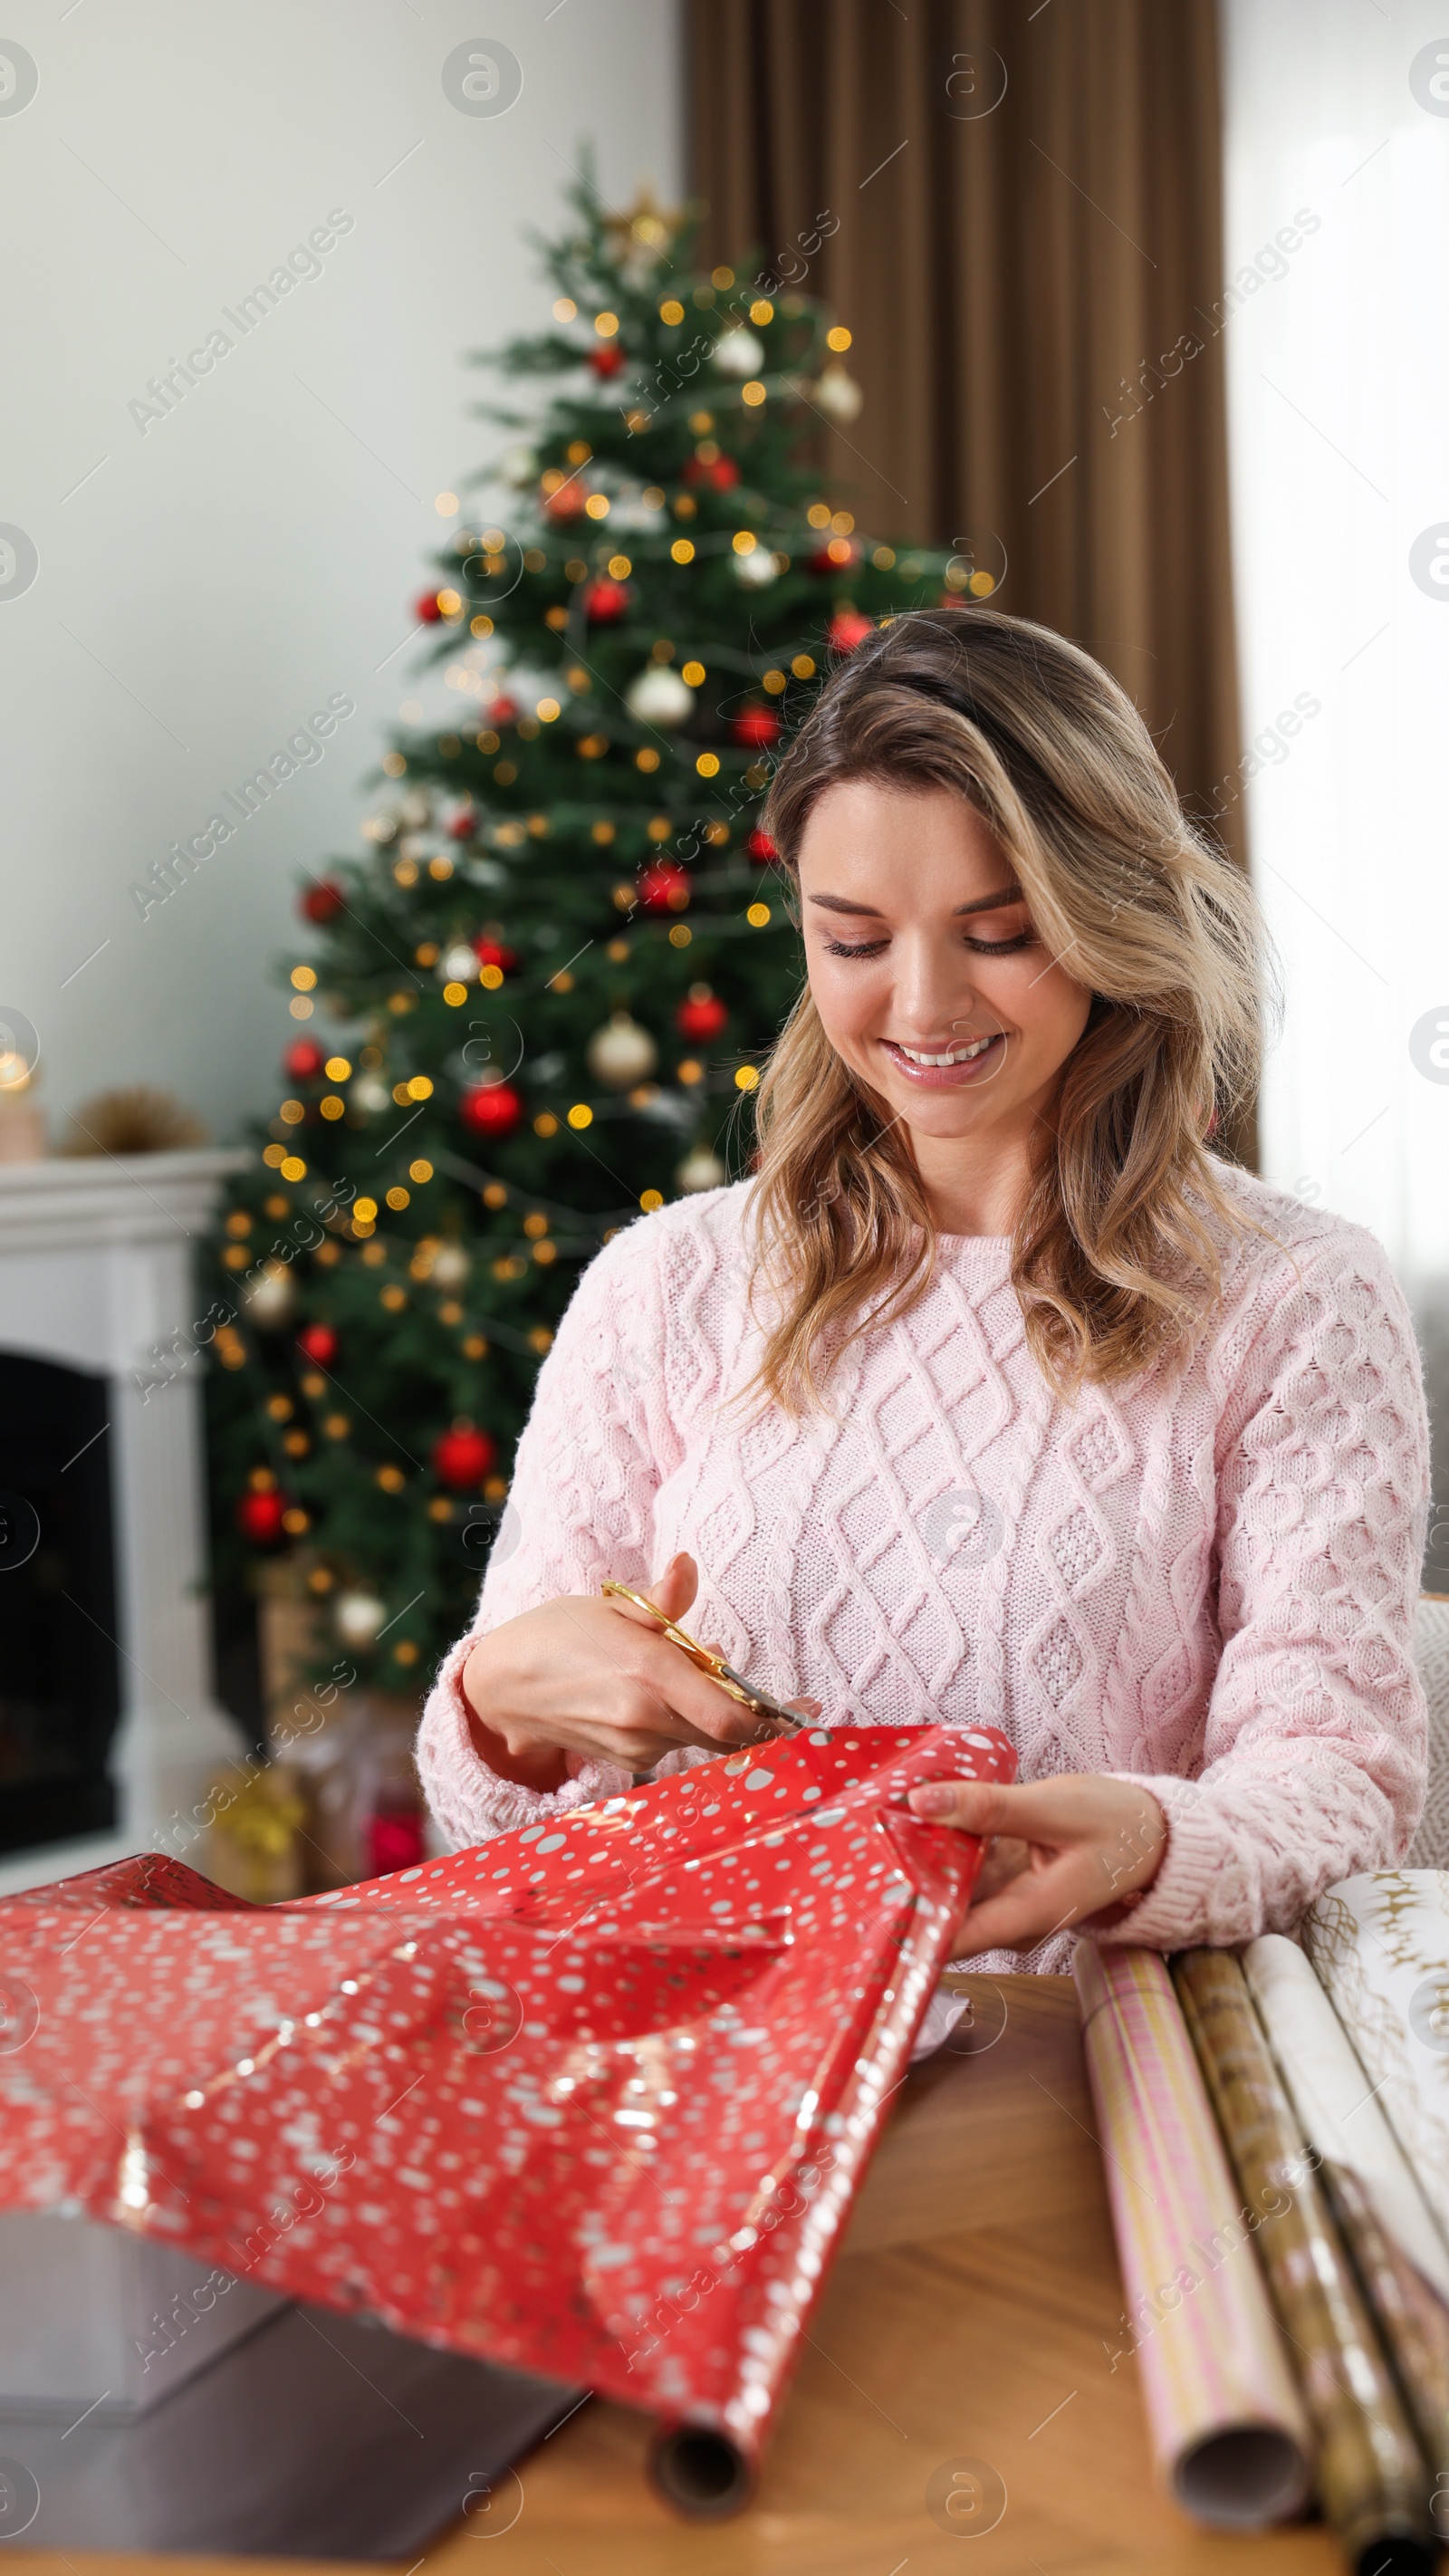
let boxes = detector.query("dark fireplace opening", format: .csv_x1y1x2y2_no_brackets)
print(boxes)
0,1352,120,1857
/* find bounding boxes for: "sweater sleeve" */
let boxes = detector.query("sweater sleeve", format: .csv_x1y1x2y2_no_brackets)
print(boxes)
416,1216,683,1848
1092,1225,1430,1953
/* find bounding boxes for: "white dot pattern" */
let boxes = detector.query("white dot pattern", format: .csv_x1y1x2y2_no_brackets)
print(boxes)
0,1725,1012,2465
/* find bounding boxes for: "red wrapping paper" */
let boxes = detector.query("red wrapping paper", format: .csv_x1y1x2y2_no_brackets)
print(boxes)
0,1723,1012,2489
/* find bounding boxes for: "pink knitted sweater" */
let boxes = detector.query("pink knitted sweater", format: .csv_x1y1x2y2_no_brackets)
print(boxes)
417,1165,1430,1973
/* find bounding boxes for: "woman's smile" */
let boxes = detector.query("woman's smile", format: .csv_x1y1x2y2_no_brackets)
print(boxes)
880,1031,1008,1086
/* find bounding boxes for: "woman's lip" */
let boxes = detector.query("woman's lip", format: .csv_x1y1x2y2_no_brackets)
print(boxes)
879,1034,1007,1087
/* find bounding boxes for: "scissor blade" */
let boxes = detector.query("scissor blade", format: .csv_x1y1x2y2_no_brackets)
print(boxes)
717,1663,807,1733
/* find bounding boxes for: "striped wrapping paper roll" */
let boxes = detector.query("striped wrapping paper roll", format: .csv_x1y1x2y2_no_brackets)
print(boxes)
1173,1947,1435,2575
1073,1944,1310,2528
1244,1932,1449,2523
1302,1871,1449,2248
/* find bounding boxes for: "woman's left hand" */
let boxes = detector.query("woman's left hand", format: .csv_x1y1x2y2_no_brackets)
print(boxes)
906,1772,1167,1957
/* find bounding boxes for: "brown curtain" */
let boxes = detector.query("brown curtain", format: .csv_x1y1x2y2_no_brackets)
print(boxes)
687,0,1243,883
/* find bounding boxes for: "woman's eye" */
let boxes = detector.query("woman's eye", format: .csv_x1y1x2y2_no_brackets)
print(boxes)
822,937,888,959
964,928,1035,955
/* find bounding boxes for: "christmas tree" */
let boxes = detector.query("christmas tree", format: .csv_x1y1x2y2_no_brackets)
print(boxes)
205,166,967,1725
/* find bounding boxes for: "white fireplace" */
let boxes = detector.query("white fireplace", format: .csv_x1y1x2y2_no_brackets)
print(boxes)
0,1149,246,1893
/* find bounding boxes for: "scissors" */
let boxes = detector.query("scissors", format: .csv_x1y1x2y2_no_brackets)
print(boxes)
600,1581,808,1780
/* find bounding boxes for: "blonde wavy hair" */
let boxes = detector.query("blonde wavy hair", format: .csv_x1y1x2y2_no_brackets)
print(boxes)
746,606,1272,1411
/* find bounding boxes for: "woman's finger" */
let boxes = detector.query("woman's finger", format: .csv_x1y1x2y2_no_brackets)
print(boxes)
968,1834,1030,1904
907,1778,1022,1835
642,1552,699,1621
907,1775,1108,1841
621,1630,767,1747
951,1859,1096,1957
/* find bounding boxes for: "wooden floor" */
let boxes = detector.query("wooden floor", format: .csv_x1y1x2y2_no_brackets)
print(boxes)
8,1975,1346,2575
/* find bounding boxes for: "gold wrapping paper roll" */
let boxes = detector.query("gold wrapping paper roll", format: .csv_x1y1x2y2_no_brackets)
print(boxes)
1321,2162,1449,2523
1243,1933,1449,2528
1173,1948,1435,2575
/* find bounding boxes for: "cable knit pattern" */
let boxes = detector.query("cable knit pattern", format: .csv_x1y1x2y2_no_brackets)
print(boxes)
417,1164,1430,1974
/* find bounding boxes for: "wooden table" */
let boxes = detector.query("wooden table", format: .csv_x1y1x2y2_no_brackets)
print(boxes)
10,1975,1346,2576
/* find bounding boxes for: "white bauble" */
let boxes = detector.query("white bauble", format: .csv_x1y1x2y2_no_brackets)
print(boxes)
811,362,863,424
734,544,778,588
243,1260,296,1328
609,485,667,533
350,1072,392,1116
431,1244,471,1291
677,1144,726,1193
587,1012,658,1091
439,944,478,985
713,325,763,378
398,791,432,830
334,1591,387,1649
625,664,694,729
501,443,537,489
360,812,398,846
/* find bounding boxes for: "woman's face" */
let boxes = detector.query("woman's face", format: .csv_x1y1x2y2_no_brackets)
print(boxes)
796,778,1093,1160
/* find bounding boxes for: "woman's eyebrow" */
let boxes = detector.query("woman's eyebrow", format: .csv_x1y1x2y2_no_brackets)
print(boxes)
956,886,1025,914
806,885,1025,918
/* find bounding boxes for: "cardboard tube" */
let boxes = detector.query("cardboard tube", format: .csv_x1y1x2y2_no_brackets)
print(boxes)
647,2425,754,2518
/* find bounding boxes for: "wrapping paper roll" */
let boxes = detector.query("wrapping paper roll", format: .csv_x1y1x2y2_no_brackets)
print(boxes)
1244,1933,1449,2512
1073,1945,1310,2529
0,1724,1011,2516
1302,1871,1449,2246
1243,1935,1449,2303
1318,2160,1449,2545
1173,1948,1435,2573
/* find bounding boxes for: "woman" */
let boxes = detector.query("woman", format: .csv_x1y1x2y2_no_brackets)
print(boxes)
417,607,1429,1972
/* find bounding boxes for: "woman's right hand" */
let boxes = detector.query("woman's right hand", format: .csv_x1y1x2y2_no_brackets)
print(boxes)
460,1550,820,1793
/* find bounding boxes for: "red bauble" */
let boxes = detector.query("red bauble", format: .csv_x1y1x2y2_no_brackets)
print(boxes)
730,706,781,750
296,1322,339,1368
431,1425,498,1489
638,860,690,914
588,344,626,379
299,876,344,925
236,1489,286,1546
474,937,519,975
682,455,741,492
447,808,477,841
829,610,875,654
368,1806,425,1878
676,990,728,1043
415,589,444,623
490,694,519,727
543,480,589,522
582,578,630,625
809,538,860,575
284,1040,325,1081
746,827,779,865
460,1080,523,1138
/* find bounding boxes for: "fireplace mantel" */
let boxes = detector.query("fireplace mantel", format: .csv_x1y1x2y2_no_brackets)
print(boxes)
0,1149,248,1891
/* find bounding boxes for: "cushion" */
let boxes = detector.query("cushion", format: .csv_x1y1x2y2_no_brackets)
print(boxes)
1406,1596,1449,1870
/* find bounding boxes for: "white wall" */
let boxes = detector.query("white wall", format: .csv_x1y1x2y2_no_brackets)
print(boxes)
1218,0,1449,1283
0,0,683,1140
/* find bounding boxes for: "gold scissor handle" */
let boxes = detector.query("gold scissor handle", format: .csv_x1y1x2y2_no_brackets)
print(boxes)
600,1581,753,1706
600,1581,805,1735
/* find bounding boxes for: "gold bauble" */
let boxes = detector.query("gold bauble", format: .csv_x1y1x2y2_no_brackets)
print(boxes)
587,1012,658,1091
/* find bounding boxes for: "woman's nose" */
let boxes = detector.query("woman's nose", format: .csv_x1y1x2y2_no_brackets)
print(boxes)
892,935,981,1036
